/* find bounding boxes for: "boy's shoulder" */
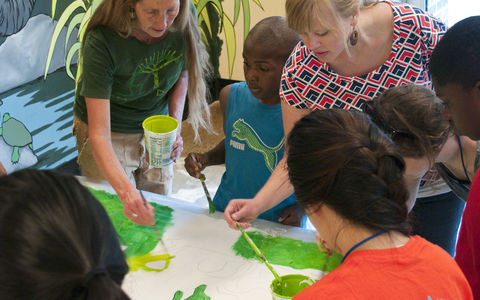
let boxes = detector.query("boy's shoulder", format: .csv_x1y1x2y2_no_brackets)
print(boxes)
221,82,250,98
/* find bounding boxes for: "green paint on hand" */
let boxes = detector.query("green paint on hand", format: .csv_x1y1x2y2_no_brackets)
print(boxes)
88,188,174,258
172,284,210,300
232,231,342,272
127,252,175,272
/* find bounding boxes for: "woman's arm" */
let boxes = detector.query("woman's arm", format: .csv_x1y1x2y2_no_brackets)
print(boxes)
224,101,310,228
403,156,431,211
85,98,154,225
185,85,230,177
168,70,188,161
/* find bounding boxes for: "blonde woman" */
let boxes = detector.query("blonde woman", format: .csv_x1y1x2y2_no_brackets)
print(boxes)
224,0,461,256
74,0,211,225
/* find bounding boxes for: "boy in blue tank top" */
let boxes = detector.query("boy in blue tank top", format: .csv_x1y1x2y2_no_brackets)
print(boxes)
185,16,304,226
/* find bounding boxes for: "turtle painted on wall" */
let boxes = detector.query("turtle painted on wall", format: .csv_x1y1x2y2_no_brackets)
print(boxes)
0,113,33,164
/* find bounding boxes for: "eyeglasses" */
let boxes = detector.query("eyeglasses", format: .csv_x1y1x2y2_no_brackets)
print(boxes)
362,102,414,140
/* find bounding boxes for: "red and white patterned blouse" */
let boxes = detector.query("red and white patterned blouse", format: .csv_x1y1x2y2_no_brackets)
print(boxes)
280,1,447,112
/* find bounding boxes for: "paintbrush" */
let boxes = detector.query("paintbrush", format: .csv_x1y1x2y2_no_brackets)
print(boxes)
139,190,169,253
190,156,215,214
236,222,282,282
199,174,215,214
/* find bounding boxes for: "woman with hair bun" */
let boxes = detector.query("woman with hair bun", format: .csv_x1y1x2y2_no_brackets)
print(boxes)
0,169,130,300
286,109,472,299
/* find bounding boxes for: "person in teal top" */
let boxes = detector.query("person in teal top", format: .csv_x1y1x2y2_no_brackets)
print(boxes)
185,17,305,226
73,0,212,226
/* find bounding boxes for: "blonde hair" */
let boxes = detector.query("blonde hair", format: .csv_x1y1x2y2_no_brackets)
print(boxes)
285,0,378,41
82,0,213,140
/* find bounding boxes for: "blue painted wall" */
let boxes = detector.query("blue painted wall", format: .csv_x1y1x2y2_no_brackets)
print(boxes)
0,0,77,173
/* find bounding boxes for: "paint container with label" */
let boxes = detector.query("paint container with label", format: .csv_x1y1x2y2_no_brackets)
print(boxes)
142,115,178,168
270,274,315,300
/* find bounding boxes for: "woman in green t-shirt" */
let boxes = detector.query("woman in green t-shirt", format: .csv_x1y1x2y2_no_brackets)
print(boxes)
73,0,212,225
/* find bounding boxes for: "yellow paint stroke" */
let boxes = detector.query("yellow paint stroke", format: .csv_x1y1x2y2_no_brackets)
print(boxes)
127,252,176,273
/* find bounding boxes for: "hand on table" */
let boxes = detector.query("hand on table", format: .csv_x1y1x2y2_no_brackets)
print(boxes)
185,152,208,178
171,134,184,163
224,199,261,230
278,203,305,227
120,188,155,226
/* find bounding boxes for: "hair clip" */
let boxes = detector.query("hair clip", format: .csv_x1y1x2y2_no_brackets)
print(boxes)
362,102,412,140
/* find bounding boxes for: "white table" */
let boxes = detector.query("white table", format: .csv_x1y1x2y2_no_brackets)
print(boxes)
78,176,323,300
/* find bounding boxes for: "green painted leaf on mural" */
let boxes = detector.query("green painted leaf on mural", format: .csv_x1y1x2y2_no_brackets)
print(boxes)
234,0,241,25
241,0,250,41
221,14,236,78
251,0,264,10
66,42,81,79
44,0,86,79
51,0,57,19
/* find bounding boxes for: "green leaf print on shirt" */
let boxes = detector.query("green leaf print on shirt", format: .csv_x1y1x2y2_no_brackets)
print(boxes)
139,49,182,95
115,49,183,101
231,119,284,172
88,187,174,258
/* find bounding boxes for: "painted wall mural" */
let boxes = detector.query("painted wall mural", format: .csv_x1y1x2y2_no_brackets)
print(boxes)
0,0,269,173
0,0,78,171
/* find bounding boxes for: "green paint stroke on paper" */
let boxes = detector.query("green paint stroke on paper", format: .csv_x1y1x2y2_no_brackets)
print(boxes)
172,284,210,300
127,252,175,272
232,231,342,272
88,188,174,258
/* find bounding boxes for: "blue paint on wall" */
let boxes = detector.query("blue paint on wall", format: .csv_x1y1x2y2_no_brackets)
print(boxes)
0,68,76,171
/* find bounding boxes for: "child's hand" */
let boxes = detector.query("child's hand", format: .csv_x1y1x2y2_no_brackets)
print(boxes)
278,203,305,227
185,152,208,178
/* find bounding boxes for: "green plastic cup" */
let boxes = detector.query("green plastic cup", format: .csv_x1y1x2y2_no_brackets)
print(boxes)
142,115,178,167
270,274,315,300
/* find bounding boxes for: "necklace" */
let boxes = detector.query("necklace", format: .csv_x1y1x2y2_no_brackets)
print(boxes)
341,230,387,263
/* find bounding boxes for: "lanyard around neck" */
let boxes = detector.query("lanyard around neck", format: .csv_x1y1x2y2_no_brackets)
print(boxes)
457,134,471,183
341,230,387,263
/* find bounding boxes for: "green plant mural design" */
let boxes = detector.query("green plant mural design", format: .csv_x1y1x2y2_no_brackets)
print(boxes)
45,0,264,80
45,0,102,80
